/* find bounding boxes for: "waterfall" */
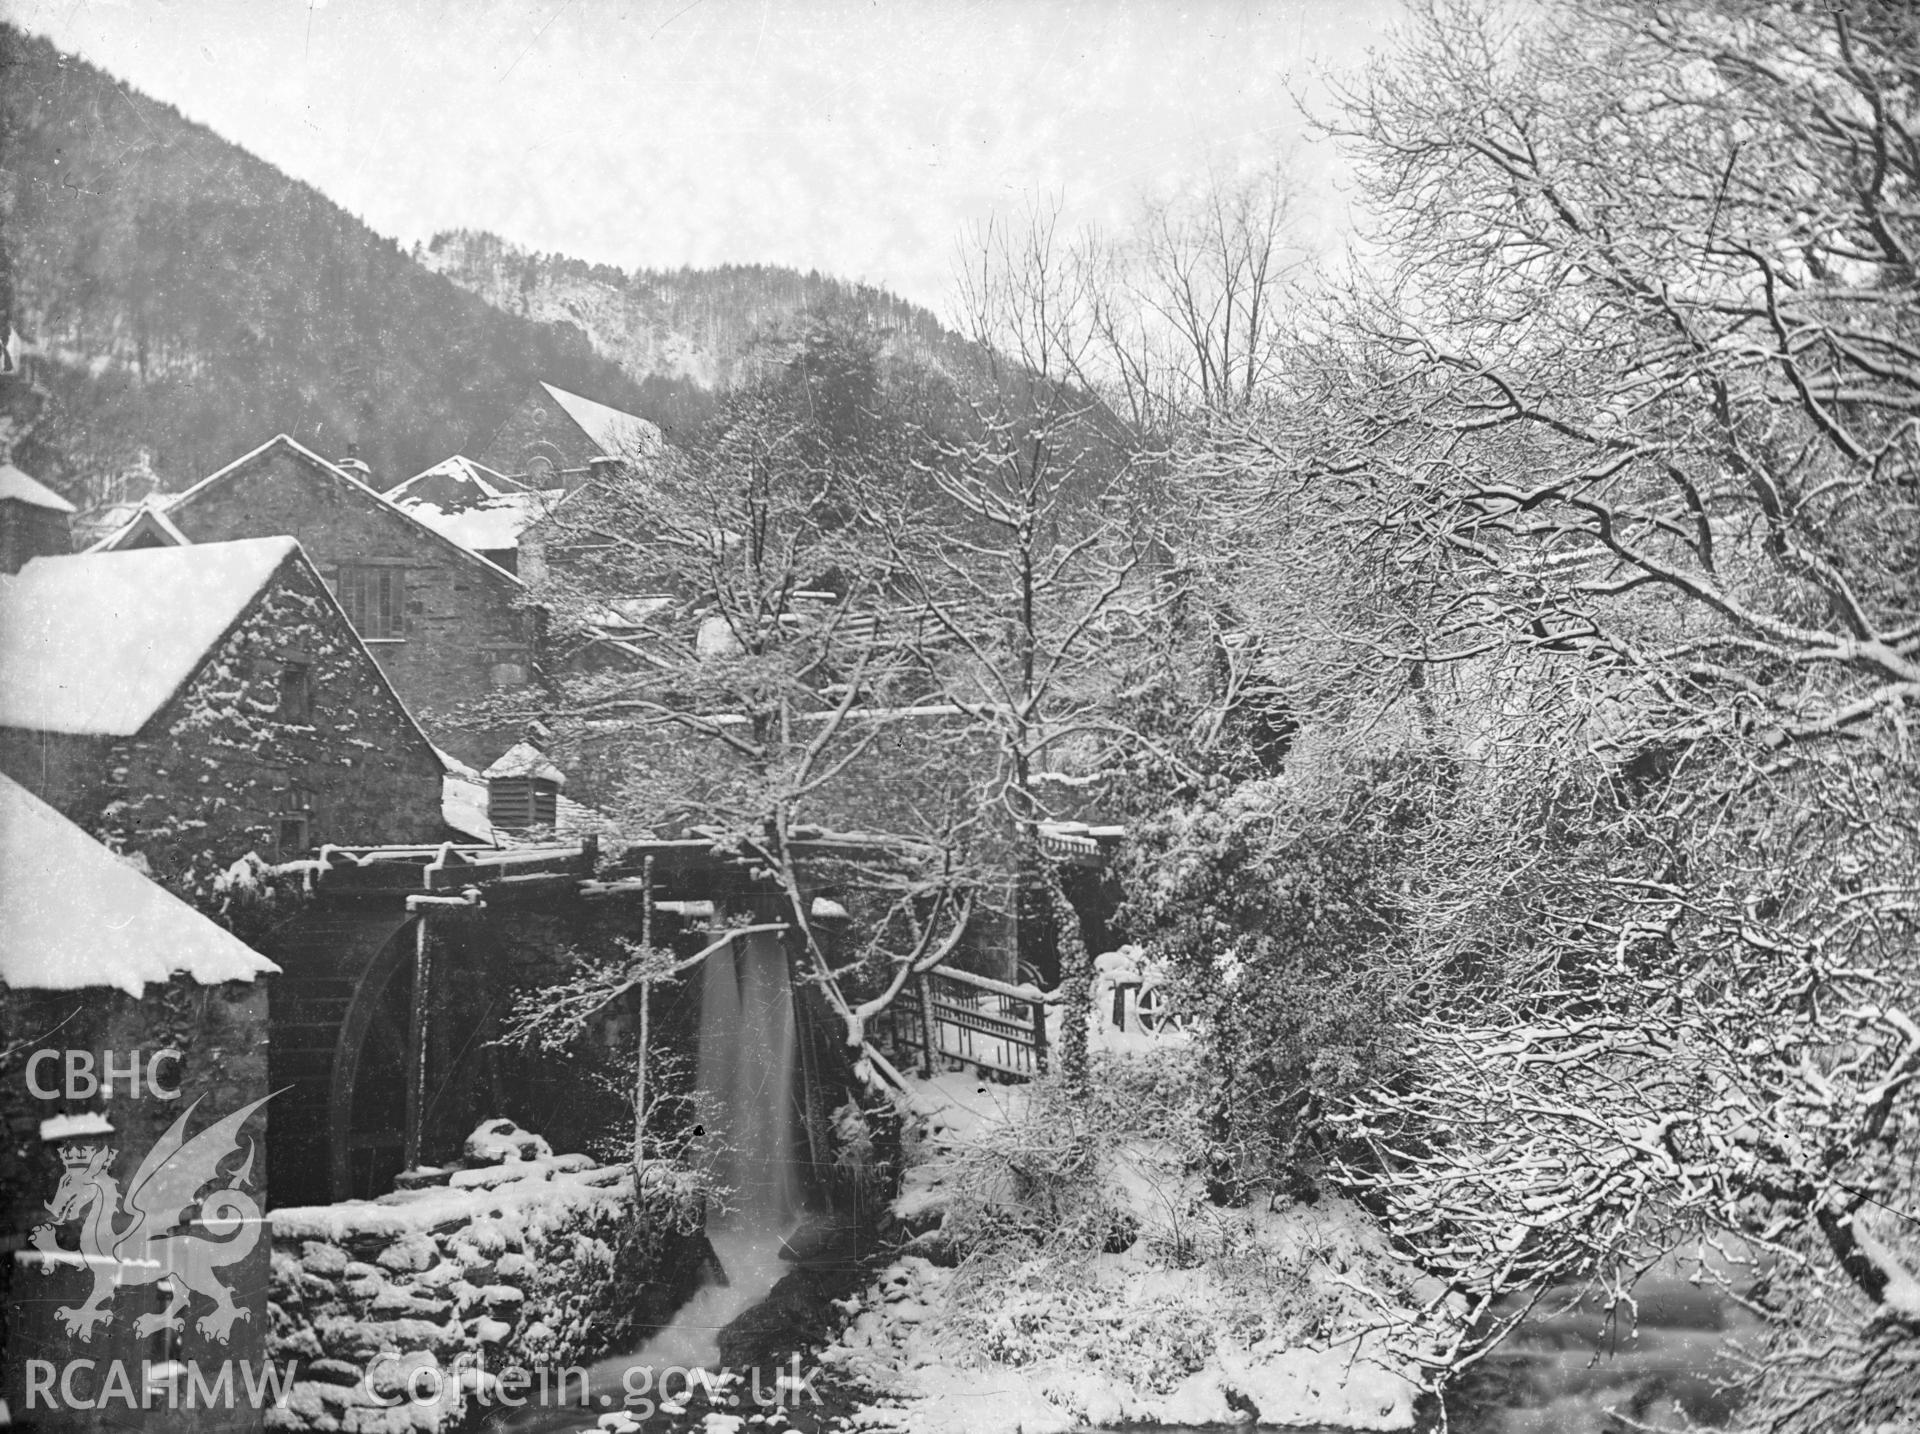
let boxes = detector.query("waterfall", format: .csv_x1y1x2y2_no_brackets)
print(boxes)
696,928,802,1227
613,929,802,1372
487,930,805,1431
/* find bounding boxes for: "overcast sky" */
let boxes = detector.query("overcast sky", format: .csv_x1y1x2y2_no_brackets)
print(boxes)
10,0,1401,315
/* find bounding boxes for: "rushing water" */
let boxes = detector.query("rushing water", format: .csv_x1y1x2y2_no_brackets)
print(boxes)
491,938,1752,1433
487,930,802,1432
639,927,804,1370
1438,1267,1754,1433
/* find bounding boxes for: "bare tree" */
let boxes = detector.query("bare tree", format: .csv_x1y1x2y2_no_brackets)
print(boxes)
528,327,986,1056
915,210,1183,1026
1186,0,1920,1420
1125,162,1307,420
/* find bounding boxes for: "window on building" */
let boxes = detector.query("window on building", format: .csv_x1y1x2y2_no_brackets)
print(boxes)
335,566,405,640
276,782,315,857
275,813,311,858
278,661,312,722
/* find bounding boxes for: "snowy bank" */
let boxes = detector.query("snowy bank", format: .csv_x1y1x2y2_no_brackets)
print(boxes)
818,1066,1433,1433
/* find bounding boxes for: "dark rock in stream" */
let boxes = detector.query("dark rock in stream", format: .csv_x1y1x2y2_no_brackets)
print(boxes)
718,1213,871,1371
777,1209,864,1268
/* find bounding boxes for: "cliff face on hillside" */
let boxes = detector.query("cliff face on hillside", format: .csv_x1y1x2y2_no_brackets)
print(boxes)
0,25,650,502
418,230,976,436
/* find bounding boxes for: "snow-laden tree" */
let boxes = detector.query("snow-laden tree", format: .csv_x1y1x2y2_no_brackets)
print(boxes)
527,321,987,1056
900,206,1189,1094
1194,0,1920,1421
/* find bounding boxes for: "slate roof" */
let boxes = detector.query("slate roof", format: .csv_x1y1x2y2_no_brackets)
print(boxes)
385,455,532,504
93,435,525,588
483,741,567,786
0,536,440,764
388,456,566,554
0,771,279,996
82,497,190,552
438,747,609,846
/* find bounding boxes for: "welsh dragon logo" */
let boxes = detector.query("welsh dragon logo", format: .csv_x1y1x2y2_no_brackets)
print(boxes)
29,1094,273,1344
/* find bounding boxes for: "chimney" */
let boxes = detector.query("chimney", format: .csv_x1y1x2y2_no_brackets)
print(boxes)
0,461,76,573
335,442,375,489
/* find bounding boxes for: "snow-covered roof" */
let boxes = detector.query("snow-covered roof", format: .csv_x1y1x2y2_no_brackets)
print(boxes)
540,382,663,459
386,455,577,558
441,771,496,844
0,537,300,736
441,771,608,846
386,455,528,504
85,498,190,552
106,435,526,590
0,772,279,997
484,741,567,785
397,488,563,554
0,463,76,514
580,595,675,629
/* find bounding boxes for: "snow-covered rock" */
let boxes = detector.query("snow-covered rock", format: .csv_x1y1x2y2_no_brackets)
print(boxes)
464,1117,554,1165
268,1129,706,1434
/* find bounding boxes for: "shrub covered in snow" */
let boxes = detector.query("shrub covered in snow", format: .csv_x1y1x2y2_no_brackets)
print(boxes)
823,1050,1442,1433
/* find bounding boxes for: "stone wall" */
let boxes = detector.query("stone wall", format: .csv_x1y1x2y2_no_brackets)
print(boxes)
0,553,446,904
266,1139,706,1434
0,494,73,573
172,444,531,767
473,390,601,479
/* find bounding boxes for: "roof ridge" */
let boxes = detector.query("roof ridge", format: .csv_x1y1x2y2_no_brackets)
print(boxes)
114,436,527,589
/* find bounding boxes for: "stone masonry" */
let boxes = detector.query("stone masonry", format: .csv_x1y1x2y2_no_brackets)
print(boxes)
0,549,445,905
266,1125,706,1434
162,439,533,767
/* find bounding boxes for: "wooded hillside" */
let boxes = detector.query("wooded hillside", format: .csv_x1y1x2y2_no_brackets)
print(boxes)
0,25,650,499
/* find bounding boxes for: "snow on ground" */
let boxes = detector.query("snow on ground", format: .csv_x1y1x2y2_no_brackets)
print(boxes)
820,1061,1433,1433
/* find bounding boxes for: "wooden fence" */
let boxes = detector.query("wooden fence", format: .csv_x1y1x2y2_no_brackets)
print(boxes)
874,963,1053,1080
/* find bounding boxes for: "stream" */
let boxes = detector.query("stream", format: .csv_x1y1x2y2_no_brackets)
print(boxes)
491,926,1751,1434
1436,1264,1755,1433
483,929,813,1434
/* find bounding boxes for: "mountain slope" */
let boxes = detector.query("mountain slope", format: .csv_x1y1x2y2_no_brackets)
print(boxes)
0,24,651,502
418,230,979,434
